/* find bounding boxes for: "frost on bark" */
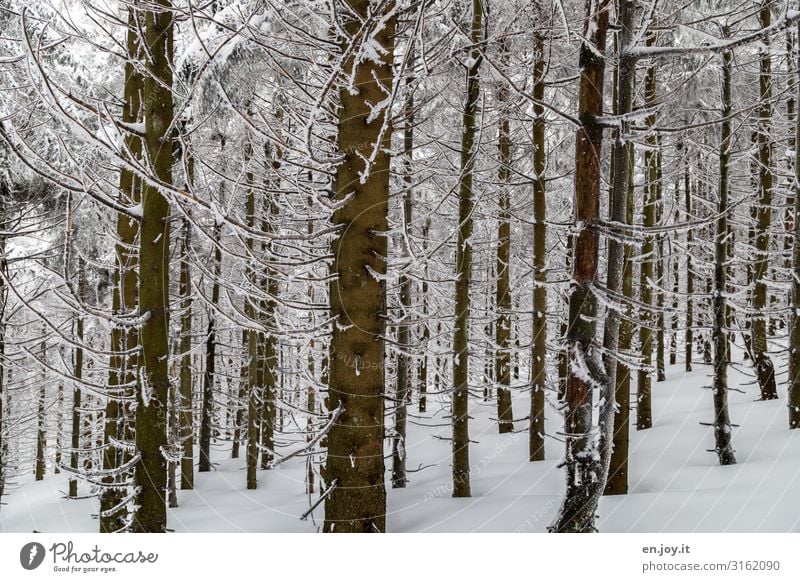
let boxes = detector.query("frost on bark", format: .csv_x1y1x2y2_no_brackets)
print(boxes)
392,43,416,488
495,34,514,436
550,0,612,533
604,0,636,496
101,8,143,528
68,257,87,495
199,218,221,473
637,32,658,431
36,337,46,482
321,0,396,533
789,21,800,429
0,202,5,503
178,212,193,489
450,0,483,499
530,13,547,461
753,0,778,401
132,0,174,533
711,45,736,466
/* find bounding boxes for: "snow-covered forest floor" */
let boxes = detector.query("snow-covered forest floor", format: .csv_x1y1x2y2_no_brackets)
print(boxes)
2,344,798,533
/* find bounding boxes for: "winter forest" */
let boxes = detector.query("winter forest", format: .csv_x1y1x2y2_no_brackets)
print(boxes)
0,0,799,535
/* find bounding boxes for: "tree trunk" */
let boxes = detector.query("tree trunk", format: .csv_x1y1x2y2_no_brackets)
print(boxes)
530,16,547,462
100,11,142,529
550,0,610,533
450,0,483,499
321,0,396,533
789,21,800,429
392,44,416,487
36,337,47,482
712,44,736,466
132,0,174,533
69,259,87,494
684,148,694,372
419,217,431,413
636,32,658,431
179,213,194,488
604,0,636,496
199,221,221,473
495,34,514,436
753,0,778,401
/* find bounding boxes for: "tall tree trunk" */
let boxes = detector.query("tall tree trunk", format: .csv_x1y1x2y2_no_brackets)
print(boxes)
789,21,800,429
684,147,694,372
392,44,416,487
100,9,142,529
753,0,778,401
179,213,193,488
259,186,278,471
36,336,47,482
604,0,636,496
321,0,396,533
245,136,259,489
637,32,658,431
550,0,611,533
199,221,221,473
0,214,5,500
495,34,514,435
450,0,483,499
655,144,666,382
132,0,174,533
69,259,86,494
530,14,547,461
712,44,736,466
0,224,4,502
419,217,431,413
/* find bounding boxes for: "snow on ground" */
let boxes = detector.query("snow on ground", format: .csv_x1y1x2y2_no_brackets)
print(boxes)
2,348,799,533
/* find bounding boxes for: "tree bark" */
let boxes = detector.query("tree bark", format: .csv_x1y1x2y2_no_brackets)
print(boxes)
132,0,174,533
530,15,547,461
789,21,800,429
604,0,636,496
450,0,483,499
321,0,396,533
495,34,514,436
101,8,142,529
392,43,416,487
753,0,778,401
712,44,736,466
199,220,221,473
550,0,611,533
637,31,658,431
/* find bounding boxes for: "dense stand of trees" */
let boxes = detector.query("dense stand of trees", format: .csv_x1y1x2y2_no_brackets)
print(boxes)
0,0,799,533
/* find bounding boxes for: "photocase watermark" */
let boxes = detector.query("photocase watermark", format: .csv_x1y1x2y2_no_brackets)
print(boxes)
513,495,561,532
18,540,158,575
